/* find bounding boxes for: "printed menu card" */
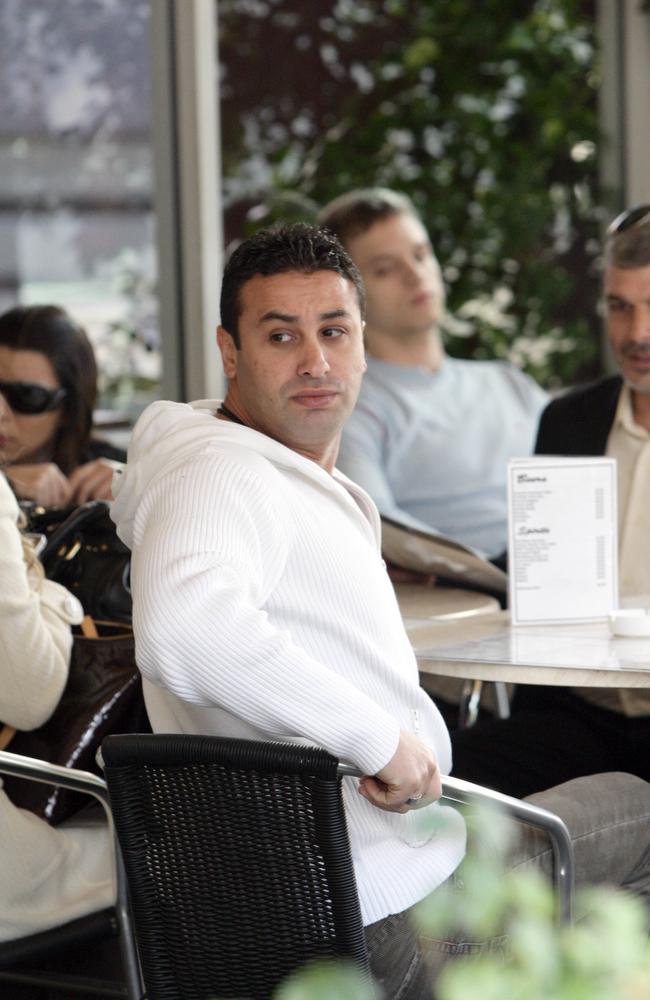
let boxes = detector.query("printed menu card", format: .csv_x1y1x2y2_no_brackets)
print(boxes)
507,457,618,625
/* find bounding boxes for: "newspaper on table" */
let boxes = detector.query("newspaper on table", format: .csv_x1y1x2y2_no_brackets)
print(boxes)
380,515,507,596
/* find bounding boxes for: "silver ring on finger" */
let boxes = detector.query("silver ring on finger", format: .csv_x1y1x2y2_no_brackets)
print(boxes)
405,793,423,807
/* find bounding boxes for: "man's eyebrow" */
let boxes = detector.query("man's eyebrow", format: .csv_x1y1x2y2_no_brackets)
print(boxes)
259,310,299,323
366,242,431,265
259,308,351,323
606,292,650,306
320,309,350,320
365,253,397,265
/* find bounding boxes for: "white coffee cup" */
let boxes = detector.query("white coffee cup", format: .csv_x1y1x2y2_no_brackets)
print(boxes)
608,608,650,637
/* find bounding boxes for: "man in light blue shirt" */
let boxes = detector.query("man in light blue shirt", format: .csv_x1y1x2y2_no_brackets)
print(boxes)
318,189,548,559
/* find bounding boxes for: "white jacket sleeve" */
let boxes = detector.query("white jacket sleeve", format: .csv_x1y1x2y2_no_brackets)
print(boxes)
0,474,83,731
131,452,401,776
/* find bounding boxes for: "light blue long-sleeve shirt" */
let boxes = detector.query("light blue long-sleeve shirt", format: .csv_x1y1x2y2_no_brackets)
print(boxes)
337,355,548,558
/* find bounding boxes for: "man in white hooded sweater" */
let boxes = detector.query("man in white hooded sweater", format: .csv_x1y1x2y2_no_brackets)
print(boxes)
111,224,650,999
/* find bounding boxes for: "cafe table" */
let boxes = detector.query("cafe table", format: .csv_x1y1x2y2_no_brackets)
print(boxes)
399,595,650,726
394,583,506,721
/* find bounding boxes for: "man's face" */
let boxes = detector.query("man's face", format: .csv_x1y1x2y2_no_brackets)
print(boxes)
344,211,445,341
217,270,367,469
604,264,650,393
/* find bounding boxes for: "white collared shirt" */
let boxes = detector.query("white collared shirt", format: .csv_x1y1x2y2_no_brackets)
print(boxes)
607,383,650,599
577,385,650,716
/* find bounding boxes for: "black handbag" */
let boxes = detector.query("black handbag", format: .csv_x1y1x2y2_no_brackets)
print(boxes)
4,619,150,825
21,500,132,624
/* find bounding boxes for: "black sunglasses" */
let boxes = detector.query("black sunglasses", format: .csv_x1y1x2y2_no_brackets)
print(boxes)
0,381,67,415
606,204,650,237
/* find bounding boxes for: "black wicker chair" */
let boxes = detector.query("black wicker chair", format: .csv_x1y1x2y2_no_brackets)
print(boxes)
101,734,371,1000
101,734,574,1000
0,750,142,999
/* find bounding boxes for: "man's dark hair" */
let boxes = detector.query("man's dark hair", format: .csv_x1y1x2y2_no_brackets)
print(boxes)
220,222,365,347
605,218,650,270
317,188,418,246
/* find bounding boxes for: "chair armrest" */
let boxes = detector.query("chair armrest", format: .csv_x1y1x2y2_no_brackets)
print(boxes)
0,750,110,812
440,773,573,923
337,763,574,924
0,749,143,998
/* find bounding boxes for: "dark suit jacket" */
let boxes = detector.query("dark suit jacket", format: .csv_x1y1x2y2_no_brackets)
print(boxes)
534,375,623,456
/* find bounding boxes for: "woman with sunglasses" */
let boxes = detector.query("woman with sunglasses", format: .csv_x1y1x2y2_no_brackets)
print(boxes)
0,304,125,508
0,389,114,940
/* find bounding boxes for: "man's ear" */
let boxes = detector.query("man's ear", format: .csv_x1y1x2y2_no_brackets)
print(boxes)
217,325,238,379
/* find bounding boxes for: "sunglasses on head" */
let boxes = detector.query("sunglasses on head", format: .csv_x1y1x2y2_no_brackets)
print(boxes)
0,381,67,415
607,204,650,237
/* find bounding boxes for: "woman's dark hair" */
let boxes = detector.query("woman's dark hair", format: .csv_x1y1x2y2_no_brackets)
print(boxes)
0,304,97,474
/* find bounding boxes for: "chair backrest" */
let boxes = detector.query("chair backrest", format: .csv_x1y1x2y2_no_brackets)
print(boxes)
101,734,370,1000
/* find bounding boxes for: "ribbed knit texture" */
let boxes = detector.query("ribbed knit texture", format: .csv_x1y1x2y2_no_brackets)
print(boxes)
0,472,113,942
0,473,80,731
112,400,466,924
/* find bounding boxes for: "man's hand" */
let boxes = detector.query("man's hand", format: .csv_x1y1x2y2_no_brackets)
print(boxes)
5,462,73,507
68,458,121,504
358,730,442,813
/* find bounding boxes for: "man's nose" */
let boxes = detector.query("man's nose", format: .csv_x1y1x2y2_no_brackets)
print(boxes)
298,339,330,378
402,262,421,286
630,306,650,342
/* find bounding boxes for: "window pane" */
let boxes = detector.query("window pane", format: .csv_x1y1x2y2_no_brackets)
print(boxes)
0,0,160,422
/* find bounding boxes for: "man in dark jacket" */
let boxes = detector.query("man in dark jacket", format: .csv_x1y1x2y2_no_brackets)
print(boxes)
451,205,650,796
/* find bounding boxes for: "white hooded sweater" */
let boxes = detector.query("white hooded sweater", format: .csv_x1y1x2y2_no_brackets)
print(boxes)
111,399,466,925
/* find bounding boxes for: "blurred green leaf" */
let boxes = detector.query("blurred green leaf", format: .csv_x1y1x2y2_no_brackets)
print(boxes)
274,960,376,1000
403,37,440,70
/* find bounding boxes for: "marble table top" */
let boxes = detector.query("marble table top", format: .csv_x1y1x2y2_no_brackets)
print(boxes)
408,611,650,687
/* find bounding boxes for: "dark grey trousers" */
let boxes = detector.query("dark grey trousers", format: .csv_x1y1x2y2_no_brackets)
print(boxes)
365,772,650,1000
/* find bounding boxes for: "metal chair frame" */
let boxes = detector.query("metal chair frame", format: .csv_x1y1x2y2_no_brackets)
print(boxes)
0,749,143,999
338,766,574,925
458,678,512,727
0,742,571,997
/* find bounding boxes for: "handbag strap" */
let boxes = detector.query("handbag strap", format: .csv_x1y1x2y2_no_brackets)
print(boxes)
81,615,99,639
0,725,16,751
40,501,110,565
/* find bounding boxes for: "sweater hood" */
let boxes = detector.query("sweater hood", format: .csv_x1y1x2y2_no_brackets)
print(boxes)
112,398,378,549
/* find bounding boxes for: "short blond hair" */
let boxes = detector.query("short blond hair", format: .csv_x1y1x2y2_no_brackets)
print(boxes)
317,188,419,246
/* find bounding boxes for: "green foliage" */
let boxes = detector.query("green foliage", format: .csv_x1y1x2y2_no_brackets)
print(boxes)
274,960,376,1000
272,802,650,1000
413,804,650,1000
220,0,605,388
